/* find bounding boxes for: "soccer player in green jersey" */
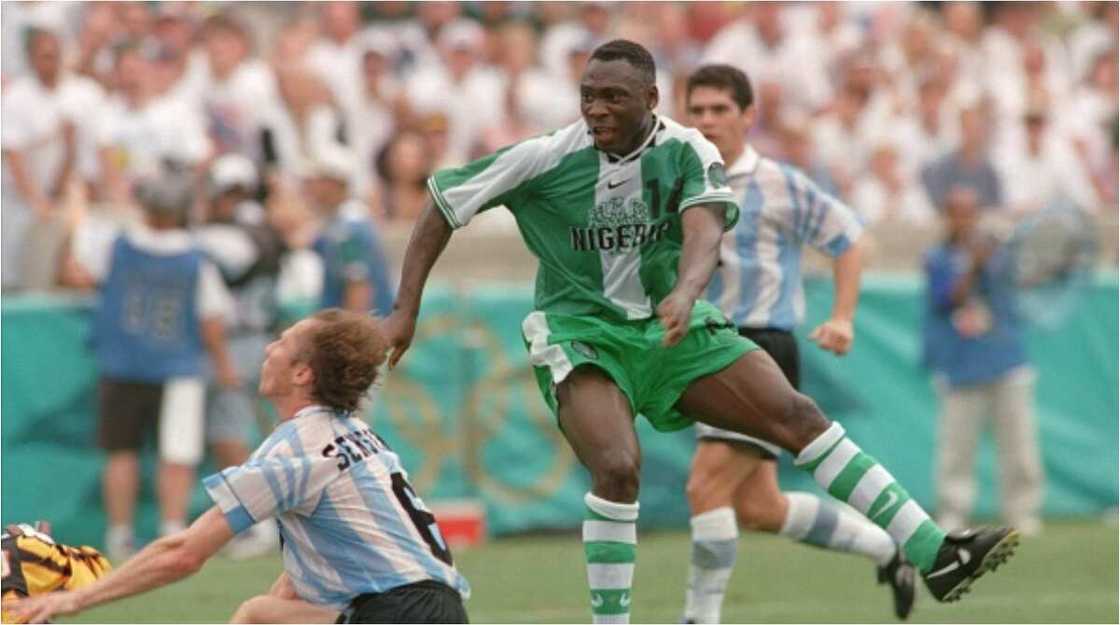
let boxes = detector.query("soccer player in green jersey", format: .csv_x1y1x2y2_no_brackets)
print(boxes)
383,40,1019,623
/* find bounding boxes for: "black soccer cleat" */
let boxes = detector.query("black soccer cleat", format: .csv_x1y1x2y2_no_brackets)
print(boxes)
922,527,1020,603
877,549,917,619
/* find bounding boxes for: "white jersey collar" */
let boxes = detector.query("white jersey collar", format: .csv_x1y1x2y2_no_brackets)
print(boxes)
726,144,761,178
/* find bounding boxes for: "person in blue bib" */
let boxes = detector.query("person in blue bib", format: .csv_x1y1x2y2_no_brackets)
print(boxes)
63,172,238,561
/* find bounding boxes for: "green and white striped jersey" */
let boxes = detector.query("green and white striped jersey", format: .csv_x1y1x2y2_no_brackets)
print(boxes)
428,116,739,321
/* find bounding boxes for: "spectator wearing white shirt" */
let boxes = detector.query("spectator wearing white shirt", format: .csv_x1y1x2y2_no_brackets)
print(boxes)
1064,48,1119,209
261,67,345,183
404,19,503,167
996,103,1101,216
539,2,612,83
702,2,832,114
1,29,80,289
852,140,935,225
306,1,363,114
97,41,211,203
349,39,401,200
195,15,279,162
891,75,960,180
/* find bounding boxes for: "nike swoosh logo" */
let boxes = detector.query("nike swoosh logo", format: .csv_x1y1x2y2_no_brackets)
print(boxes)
590,594,604,608
926,560,961,578
619,593,631,608
872,490,901,521
607,178,630,189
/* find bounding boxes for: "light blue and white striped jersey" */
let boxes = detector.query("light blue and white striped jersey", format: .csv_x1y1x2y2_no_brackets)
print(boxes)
706,146,863,330
204,405,470,610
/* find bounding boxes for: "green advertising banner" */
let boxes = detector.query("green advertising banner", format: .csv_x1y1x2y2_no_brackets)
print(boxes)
3,277,1117,549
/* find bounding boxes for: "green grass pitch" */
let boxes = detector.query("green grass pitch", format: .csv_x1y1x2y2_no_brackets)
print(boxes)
65,520,1117,623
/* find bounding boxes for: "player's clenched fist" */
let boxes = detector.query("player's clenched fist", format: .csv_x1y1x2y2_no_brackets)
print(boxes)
808,318,854,355
657,290,694,347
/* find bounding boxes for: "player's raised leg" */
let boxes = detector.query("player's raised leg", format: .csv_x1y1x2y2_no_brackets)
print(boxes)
734,460,915,619
676,349,1019,602
558,366,641,624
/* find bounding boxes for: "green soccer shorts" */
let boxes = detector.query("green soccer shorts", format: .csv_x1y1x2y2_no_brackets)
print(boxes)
521,300,760,432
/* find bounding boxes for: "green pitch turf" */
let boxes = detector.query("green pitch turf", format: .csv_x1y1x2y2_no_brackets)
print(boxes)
65,520,1117,623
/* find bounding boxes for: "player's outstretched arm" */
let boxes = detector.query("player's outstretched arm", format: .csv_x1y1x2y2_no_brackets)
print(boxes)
383,200,453,367
7,508,234,623
809,237,863,356
658,203,725,347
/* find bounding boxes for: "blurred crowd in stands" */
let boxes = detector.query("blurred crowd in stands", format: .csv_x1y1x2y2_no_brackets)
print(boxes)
1,0,1117,294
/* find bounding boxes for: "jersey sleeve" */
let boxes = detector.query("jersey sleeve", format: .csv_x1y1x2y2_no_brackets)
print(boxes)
426,131,559,229
676,130,740,231
788,168,864,257
203,437,339,532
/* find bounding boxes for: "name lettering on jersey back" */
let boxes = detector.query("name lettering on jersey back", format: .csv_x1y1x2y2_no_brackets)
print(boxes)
321,427,388,472
570,196,671,253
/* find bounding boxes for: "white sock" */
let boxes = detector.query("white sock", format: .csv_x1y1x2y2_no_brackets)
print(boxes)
684,507,738,624
584,493,638,625
779,492,896,566
106,524,133,546
160,519,187,537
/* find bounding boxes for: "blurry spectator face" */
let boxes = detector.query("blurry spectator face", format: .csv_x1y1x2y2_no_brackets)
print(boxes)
321,2,359,43
869,144,899,182
362,50,389,85
418,2,461,34
582,3,612,35
154,15,194,55
114,48,150,98
419,113,451,163
118,2,152,39
206,21,249,78
1089,51,1118,91
27,30,62,86
302,175,348,212
944,187,980,239
686,85,753,160
918,79,946,121
753,3,784,48
580,59,658,154
382,131,432,186
1022,42,1046,77
942,2,981,41
500,23,538,74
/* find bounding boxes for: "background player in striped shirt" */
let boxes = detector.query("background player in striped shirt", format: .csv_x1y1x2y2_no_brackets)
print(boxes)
383,39,1017,624
680,64,914,624
8,310,470,624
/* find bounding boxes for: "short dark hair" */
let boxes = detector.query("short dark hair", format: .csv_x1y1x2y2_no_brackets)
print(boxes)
302,309,388,413
686,64,754,110
589,39,656,85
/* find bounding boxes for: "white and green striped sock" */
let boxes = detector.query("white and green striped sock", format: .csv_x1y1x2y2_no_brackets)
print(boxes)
584,492,638,624
794,423,946,571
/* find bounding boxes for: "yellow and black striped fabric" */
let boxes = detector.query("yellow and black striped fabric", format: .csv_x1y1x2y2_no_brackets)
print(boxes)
1,524,111,624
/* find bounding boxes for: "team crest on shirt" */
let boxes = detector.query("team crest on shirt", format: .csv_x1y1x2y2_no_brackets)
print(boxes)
569,196,670,254
707,162,728,188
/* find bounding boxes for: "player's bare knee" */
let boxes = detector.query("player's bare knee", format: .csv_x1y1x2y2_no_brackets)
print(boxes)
590,453,640,502
735,498,784,533
230,595,267,624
